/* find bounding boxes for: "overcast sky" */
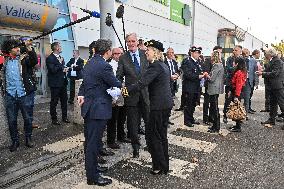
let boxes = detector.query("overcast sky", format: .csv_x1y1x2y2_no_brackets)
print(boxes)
197,0,283,44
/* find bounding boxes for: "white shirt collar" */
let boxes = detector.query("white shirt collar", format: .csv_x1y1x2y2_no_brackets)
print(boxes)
191,57,197,62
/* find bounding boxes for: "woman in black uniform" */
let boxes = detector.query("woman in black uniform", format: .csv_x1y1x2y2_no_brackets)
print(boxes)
126,40,173,175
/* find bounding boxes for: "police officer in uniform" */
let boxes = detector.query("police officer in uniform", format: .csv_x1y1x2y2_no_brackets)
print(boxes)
181,46,206,127
125,40,173,174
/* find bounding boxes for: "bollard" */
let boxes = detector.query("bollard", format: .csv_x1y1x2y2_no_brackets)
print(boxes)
0,95,9,147
73,79,84,125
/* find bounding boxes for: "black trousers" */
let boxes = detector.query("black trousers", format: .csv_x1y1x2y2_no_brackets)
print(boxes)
127,99,149,149
269,88,284,120
179,91,186,109
69,77,76,102
184,92,199,124
50,86,68,121
147,109,170,172
209,95,220,131
84,115,107,181
223,86,233,117
203,87,211,122
265,85,271,111
107,106,127,144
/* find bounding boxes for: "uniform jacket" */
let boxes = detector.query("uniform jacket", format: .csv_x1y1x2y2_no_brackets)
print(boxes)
116,50,150,106
207,63,224,95
46,53,67,88
78,55,122,120
180,57,202,93
128,60,173,110
0,48,37,96
66,57,84,79
262,57,284,90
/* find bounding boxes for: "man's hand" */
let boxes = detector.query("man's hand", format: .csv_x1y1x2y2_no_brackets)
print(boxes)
63,67,69,73
77,96,84,107
255,71,262,76
171,74,179,80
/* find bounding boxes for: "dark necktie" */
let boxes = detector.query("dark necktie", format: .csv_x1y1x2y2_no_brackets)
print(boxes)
133,54,140,74
170,60,174,75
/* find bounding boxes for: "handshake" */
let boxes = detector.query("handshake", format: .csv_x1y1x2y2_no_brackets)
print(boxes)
199,72,209,79
121,87,129,97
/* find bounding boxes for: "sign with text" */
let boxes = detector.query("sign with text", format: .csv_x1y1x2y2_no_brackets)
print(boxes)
0,0,58,32
170,0,191,25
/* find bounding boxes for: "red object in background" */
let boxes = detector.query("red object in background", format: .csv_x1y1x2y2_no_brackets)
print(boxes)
72,13,78,21
0,55,4,65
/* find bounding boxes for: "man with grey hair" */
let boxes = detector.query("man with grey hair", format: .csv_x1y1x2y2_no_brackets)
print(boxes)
78,39,122,186
117,32,150,158
257,48,284,130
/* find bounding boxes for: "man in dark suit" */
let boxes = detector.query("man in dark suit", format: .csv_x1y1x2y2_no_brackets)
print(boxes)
181,46,206,127
116,33,150,158
66,50,84,104
258,48,284,130
78,39,122,186
46,42,70,125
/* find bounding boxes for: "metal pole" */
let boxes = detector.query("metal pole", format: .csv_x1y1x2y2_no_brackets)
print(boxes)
122,16,127,51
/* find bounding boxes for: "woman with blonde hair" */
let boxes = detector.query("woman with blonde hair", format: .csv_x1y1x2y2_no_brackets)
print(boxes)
126,40,173,175
205,50,224,133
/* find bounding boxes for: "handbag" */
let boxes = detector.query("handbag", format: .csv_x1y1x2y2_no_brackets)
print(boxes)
226,100,246,121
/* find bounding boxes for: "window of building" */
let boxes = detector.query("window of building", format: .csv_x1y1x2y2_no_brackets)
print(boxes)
30,0,47,3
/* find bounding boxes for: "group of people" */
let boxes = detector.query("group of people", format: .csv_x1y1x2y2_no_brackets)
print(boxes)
1,32,284,187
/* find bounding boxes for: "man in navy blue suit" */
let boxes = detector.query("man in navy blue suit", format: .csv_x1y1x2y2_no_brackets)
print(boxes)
78,39,122,186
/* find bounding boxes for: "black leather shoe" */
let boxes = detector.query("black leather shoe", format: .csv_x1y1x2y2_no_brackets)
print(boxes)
9,141,19,152
87,176,112,186
168,121,174,125
25,138,34,148
207,129,219,133
281,125,284,130
52,120,61,125
192,120,200,125
174,107,183,111
62,119,70,123
249,109,256,113
260,109,269,112
184,123,194,127
118,138,131,143
97,166,108,173
230,127,241,132
261,120,275,125
248,110,255,114
97,155,107,164
150,170,164,175
108,143,120,149
276,117,284,122
100,148,115,156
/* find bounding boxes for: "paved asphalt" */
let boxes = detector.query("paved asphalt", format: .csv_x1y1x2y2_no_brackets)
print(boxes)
0,86,283,189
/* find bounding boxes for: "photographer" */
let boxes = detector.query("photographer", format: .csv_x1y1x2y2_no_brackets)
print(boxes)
0,39,37,152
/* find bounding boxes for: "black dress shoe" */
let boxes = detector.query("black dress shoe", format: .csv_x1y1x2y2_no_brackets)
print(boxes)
97,155,107,164
174,107,183,111
25,138,34,148
184,123,194,127
150,170,164,175
87,176,112,186
133,149,139,158
276,117,284,122
207,129,219,133
97,166,108,173
230,127,241,132
62,118,70,123
261,120,275,125
281,125,284,130
192,120,200,125
9,141,20,152
168,121,174,125
260,109,269,112
248,110,255,114
100,148,115,156
52,120,61,125
108,143,120,149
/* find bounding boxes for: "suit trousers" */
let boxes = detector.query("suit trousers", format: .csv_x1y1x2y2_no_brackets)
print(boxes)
148,109,170,172
269,88,284,120
69,77,76,102
223,86,233,117
184,92,199,124
84,116,107,181
107,106,127,144
126,99,149,149
203,87,211,122
241,80,251,113
50,86,68,121
264,84,271,110
209,95,220,131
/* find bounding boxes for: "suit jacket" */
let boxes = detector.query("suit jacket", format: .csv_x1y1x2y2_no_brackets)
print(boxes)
128,60,173,110
116,50,150,106
78,55,122,120
66,57,84,79
181,57,202,93
164,58,179,94
262,57,284,90
225,56,235,86
46,53,67,88
207,63,224,95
